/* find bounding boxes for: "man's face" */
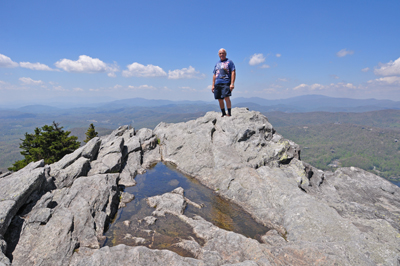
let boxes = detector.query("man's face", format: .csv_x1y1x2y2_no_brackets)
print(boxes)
219,50,227,61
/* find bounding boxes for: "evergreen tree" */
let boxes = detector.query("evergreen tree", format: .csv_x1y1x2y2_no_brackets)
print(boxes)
84,123,98,143
8,121,80,171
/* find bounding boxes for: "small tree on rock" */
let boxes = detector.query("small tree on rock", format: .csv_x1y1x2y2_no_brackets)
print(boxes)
84,123,98,143
8,121,80,171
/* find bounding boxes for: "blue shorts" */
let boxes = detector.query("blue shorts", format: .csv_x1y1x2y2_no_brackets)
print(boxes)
214,83,231,99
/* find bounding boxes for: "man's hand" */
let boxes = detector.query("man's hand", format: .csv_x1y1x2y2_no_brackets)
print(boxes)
230,70,236,91
212,74,216,93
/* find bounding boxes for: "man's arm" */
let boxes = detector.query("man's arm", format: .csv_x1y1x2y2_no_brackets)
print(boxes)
230,70,236,91
212,74,216,93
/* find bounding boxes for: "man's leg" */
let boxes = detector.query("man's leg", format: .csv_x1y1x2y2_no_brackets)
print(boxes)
218,99,226,116
224,97,232,116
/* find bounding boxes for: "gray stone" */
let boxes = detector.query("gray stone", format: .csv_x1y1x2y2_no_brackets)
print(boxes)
152,108,400,265
26,207,52,224
124,136,141,155
0,201,16,237
11,209,77,266
154,108,299,178
177,215,336,266
50,146,84,171
118,151,141,186
146,187,187,216
0,236,10,266
260,230,286,246
0,165,45,236
81,137,102,160
69,245,202,266
100,125,129,144
136,128,154,143
2,108,399,266
0,172,11,179
50,157,91,189
118,192,135,208
88,137,124,175
141,147,161,169
97,137,124,159
46,137,100,189
141,136,158,152
142,216,157,225
10,173,120,265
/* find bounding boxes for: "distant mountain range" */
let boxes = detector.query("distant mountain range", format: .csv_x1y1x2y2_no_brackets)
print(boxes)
232,95,400,113
2,95,400,113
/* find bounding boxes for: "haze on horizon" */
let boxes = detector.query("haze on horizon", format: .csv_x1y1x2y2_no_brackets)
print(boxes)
1,1,400,106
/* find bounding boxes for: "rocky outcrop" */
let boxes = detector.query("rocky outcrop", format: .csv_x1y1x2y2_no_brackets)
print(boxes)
0,160,46,236
0,108,399,266
0,124,160,266
154,108,400,265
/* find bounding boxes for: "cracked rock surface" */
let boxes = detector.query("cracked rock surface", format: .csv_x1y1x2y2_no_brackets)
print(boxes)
0,108,399,265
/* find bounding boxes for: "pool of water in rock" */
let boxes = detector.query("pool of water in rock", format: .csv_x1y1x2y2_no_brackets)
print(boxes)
391,180,400,187
102,162,269,257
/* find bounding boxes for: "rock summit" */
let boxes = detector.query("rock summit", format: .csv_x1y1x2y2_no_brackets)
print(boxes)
0,108,399,265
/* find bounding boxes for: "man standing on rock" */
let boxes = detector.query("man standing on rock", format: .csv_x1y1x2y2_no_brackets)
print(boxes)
212,48,236,117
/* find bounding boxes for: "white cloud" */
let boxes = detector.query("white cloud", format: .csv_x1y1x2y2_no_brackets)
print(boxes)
180,86,196,92
53,86,67,91
293,82,357,91
0,80,24,91
122,62,167,77
168,66,205,79
249,53,265,66
293,84,308,90
73,87,84,91
0,54,19,68
336,49,354,57
276,54,281,58
260,64,270,69
330,75,339,79
55,55,119,76
127,84,157,90
310,83,325,90
370,76,400,85
361,67,370,72
19,77,43,85
20,62,58,71
277,78,288,82
374,57,400,76
162,86,172,91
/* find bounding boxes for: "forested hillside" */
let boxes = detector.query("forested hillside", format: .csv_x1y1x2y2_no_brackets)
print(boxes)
266,110,400,181
274,124,400,180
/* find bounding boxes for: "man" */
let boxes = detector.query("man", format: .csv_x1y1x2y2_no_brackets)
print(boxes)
212,48,236,117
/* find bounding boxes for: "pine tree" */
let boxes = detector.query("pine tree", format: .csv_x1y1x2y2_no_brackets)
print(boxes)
84,123,98,143
8,121,80,171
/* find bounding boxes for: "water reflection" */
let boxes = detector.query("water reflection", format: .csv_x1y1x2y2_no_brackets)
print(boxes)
390,180,400,187
102,162,269,256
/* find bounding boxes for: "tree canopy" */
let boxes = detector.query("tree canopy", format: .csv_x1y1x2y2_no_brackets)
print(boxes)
8,121,80,171
84,123,98,143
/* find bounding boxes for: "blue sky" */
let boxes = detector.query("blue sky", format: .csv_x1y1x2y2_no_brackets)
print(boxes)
1,0,400,106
